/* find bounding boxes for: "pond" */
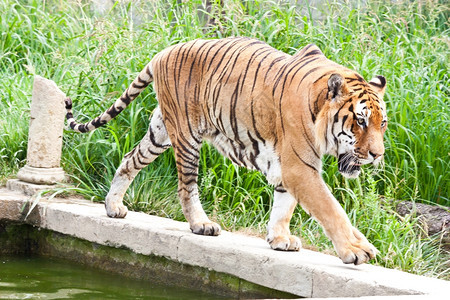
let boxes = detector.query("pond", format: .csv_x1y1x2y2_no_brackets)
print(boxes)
0,255,226,299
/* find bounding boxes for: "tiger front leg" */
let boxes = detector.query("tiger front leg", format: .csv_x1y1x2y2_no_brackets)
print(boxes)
266,186,302,251
284,167,378,265
173,144,221,236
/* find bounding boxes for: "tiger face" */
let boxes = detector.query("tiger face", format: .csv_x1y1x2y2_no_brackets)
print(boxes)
325,74,387,178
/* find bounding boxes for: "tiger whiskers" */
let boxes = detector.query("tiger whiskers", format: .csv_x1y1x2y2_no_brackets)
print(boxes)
338,152,362,176
371,158,385,175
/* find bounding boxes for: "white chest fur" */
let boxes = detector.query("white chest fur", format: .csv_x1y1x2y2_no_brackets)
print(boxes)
204,131,282,186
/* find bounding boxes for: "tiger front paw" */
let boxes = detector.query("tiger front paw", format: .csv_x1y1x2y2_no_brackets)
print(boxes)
190,221,221,236
335,227,378,265
105,202,128,218
267,234,302,251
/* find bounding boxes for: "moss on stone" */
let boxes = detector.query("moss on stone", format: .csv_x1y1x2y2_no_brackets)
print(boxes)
0,222,38,255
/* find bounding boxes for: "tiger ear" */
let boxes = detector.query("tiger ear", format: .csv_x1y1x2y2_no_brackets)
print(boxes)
328,74,350,102
368,75,386,97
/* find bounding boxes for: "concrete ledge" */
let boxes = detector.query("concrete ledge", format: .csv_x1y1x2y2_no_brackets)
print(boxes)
1,187,449,298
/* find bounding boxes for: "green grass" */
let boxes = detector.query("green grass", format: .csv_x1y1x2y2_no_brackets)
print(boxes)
0,0,449,279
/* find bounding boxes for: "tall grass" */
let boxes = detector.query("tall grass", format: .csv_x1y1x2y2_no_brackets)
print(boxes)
0,0,448,278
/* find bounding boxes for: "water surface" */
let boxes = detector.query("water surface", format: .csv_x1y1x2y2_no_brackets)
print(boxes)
0,256,225,299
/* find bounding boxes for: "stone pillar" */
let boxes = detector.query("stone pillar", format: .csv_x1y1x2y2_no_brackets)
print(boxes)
7,76,66,194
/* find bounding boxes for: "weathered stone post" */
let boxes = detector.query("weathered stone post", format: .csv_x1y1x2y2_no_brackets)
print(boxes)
7,76,66,194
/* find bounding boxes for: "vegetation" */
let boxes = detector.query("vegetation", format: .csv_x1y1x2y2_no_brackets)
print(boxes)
0,0,448,279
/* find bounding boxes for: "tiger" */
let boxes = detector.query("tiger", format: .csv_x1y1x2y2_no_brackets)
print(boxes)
65,37,387,265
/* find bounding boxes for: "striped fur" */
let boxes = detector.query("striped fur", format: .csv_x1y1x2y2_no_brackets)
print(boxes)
66,37,387,265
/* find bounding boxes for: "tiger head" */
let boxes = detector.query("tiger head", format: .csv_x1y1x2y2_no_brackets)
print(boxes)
315,73,387,178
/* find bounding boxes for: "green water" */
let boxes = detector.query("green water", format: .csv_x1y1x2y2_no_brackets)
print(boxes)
0,256,226,299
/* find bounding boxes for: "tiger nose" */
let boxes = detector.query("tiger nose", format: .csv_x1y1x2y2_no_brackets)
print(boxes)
369,151,383,160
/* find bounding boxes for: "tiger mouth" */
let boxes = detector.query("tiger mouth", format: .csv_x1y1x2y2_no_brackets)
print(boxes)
338,154,362,177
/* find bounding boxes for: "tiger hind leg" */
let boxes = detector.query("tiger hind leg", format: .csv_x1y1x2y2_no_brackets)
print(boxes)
172,136,221,236
105,106,171,218
266,186,302,251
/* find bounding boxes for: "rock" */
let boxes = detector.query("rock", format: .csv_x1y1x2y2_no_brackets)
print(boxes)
396,201,450,250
